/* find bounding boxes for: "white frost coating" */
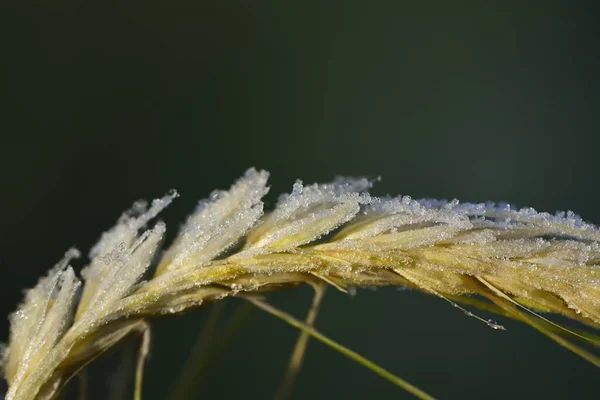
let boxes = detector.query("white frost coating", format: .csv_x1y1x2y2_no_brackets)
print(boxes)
335,196,472,242
78,222,165,323
272,177,373,221
157,168,269,274
244,178,373,252
77,191,177,318
5,250,80,395
89,190,178,260
418,199,600,242
28,268,80,363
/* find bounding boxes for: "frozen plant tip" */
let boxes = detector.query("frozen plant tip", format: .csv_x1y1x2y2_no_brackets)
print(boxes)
3,168,600,399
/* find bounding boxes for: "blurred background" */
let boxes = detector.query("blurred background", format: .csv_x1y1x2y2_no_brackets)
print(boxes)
1,2,600,399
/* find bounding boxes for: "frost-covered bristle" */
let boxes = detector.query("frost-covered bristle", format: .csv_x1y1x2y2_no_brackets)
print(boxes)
242,178,373,253
76,190,176,321
418,199,600,241
89,191,177,260
155,168,269,275
4,249,80,393
334,196,472,243
77,223,165,323
272,177,373,220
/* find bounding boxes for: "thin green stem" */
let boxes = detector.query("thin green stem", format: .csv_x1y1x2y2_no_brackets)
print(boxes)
245,296,437,400
134,322,151,400
76,370,87,400
276,284,327,400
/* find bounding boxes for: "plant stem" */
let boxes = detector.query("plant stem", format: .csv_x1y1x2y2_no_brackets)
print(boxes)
245,296,437,400
276,284,327,400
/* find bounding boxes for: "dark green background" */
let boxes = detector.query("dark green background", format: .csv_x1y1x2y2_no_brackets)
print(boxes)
1,2,599,399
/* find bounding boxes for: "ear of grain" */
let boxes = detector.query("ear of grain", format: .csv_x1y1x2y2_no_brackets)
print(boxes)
3,168,600,399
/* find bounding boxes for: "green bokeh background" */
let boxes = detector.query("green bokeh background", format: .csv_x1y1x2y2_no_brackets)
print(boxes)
1,2,600,399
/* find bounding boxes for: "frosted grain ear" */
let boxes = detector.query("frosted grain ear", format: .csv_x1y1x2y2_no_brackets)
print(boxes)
6,168,600,400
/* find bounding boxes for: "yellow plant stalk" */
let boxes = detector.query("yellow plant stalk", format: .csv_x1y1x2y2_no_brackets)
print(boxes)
2,168,600,399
